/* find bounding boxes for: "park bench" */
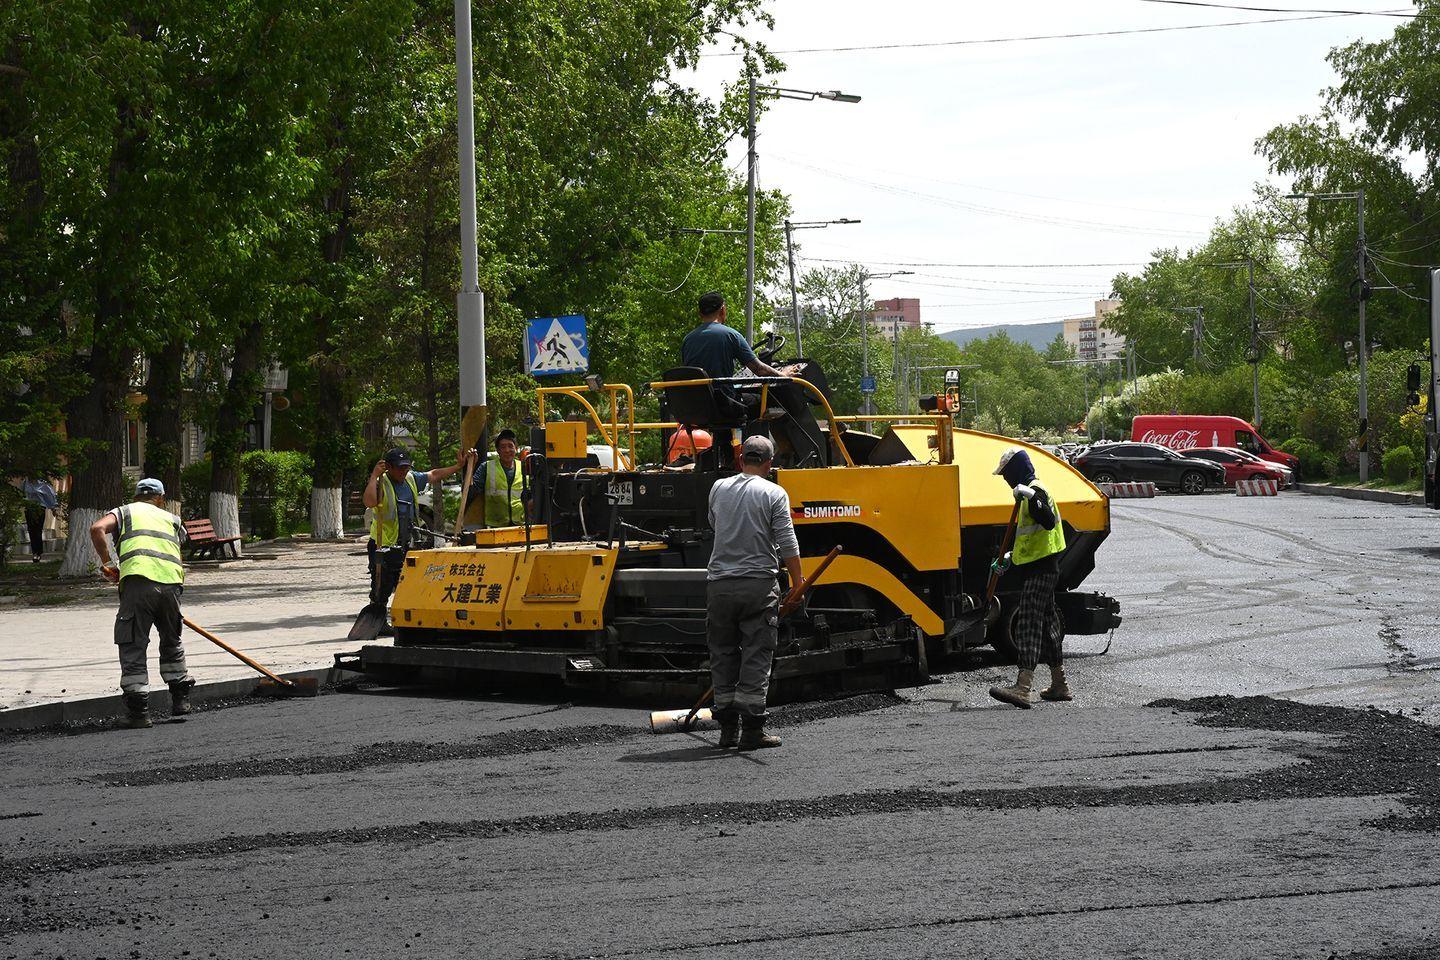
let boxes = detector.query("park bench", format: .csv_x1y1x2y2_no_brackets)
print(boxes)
182,518,241,560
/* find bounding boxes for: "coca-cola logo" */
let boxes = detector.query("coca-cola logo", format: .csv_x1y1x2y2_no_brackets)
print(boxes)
1140,429,1201,449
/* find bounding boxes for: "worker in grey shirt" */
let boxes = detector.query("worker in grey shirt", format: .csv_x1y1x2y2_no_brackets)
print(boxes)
706,435,804,750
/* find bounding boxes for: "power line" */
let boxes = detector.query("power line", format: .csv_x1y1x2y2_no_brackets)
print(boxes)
702,12,1376,57
769,151,1216,221
1137,1,1421,17
805,257,1145,268
777,158,1207,239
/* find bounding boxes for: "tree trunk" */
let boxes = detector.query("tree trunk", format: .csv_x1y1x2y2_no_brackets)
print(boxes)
309,114,354,541
59,88,146,578
144,338,185,514
208,318,265,554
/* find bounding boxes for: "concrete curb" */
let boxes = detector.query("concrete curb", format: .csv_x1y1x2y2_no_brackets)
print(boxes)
0,665,360,733
1295,482,1427,506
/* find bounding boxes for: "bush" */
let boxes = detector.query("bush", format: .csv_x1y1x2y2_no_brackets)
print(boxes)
181,460,212,514
1278,437,1335,480
239,450,314,539
1382,445,1416,484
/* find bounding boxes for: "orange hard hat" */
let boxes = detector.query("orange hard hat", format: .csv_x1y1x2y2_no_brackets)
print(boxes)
667,428,713,463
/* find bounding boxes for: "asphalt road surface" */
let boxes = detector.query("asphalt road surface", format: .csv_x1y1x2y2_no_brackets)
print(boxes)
2,493,1439,959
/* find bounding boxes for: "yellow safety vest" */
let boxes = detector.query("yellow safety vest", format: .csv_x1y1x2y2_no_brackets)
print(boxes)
483,456,526,528
116,501,184,585
370,472,420,548
1012,484,1067,566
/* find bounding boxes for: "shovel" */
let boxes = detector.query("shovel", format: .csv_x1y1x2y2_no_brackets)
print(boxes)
649,546,843,734
983,499,1022,626
183,617,318,698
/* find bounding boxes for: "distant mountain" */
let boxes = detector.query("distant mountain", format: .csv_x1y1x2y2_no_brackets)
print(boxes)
939,321,1065,351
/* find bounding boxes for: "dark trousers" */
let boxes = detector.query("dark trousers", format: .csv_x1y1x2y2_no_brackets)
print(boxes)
367,540,407,609
1013,565,1062,671
706,577,781,717
115,576,189,693
24,504,45,559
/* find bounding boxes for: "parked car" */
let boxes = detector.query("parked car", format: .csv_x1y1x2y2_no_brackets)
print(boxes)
1179,447,1289,488
1131,414,1300,476
1073,442,1227,495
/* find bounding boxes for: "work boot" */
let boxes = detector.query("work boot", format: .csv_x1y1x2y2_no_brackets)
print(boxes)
737,713,781,750
988,669,1034,709
1041,664,1073,702
168,679,196,716
715,708,740,749
122,691,152,729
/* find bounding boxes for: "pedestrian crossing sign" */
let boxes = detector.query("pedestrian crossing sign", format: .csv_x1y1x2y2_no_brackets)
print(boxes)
526,315,589,377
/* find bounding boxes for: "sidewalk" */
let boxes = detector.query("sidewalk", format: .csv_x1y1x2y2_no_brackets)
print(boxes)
0,538,373,711
1296,481,1427,506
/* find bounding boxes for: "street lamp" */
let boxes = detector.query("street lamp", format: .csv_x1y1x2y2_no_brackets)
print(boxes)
1204,259,1261,427
1287,189,1369,480
745,77,862,342
785,218,860,355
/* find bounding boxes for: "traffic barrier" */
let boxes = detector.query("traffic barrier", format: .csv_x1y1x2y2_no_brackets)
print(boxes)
1098,481,1157,498
1235,478,1279,496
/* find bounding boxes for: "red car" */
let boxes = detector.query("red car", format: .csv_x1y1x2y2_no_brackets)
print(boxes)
1180,447,1289,487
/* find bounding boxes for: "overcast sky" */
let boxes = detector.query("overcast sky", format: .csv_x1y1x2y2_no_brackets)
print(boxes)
686,1,1405,331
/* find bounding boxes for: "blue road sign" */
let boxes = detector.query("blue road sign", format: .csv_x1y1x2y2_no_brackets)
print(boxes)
860,375,877,394
526,315,589,377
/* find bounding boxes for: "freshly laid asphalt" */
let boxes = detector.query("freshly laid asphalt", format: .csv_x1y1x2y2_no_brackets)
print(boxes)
2,492,1439,959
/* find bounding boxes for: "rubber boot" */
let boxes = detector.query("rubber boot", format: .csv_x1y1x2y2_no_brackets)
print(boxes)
1041,664,1073,702
715,708,740,749
168,679,196,716
988,669,1034,709
738,713,781,751
122,691,153,729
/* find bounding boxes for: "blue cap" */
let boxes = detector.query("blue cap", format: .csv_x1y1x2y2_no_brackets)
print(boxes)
136,478,165,498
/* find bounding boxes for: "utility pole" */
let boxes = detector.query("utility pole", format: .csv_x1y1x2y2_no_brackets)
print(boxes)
744,73,757,343
1167,306,1205,365
744,82,860,344
454,0,486,451
1357,188,1369,482
784,218,859,356
1248,257,1261,427
856,268,913,420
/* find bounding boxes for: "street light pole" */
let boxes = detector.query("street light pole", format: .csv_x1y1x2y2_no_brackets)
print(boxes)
745,73,757,343
856,268,913,420
743,82,860,344
784,218,859,356
454,0,486,452
1248,257,1261,427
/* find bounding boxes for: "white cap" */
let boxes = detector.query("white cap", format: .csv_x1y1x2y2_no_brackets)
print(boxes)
993,447,1024,475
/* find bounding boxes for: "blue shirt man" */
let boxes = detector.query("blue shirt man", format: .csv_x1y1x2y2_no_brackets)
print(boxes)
681,291,787,381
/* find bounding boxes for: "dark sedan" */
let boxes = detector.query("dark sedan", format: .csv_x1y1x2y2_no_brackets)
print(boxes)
1073,442,1227,495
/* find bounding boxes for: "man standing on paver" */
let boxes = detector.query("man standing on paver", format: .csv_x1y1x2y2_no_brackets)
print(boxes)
706,435,805,750
989,447,1071,709
364,446,473,634
88,478,192,729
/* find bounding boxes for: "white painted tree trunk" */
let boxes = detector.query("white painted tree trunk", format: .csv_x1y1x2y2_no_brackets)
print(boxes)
311,487,344,541
208,491,242,557
59,506,104,579
165,498,183,516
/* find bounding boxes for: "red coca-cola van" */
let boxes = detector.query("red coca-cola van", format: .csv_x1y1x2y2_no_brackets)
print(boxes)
1131,415,1300,474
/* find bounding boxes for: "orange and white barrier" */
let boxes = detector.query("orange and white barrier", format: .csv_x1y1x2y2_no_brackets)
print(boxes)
1099,481,1157,498
1235,478,1279,496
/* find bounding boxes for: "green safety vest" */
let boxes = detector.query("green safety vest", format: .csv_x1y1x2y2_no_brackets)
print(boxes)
370,472,420,548
483,456,526,528
116,501,185,585
1012,484,1067,566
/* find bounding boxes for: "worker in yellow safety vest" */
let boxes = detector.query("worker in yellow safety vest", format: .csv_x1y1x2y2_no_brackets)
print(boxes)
464,429,530,528
987,447,1071,709
364,446,473,634
88,478,192,730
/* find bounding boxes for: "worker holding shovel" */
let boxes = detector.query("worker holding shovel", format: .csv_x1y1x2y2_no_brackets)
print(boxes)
705,435,805,750
989,447,1071,709
88,478,193,729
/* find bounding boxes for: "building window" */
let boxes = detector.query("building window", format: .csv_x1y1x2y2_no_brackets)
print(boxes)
124,420,141,468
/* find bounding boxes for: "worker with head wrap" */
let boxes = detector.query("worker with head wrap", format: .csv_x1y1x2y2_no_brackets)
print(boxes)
988,447,1071,708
